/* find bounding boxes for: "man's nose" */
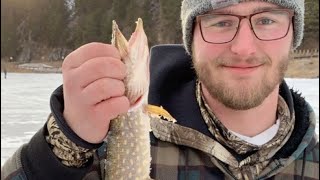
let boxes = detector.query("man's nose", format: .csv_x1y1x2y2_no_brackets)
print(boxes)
230,19,258,56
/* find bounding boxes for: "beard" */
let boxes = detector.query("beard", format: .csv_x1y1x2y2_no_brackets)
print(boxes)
193,54,289,110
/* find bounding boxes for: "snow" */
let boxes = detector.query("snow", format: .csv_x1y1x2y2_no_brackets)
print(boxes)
1,73,319,166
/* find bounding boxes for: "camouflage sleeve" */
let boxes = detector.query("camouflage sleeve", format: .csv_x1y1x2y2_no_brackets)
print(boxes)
45,114,96,168
1,114,100,180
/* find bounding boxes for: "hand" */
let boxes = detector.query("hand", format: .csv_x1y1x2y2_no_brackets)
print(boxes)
62,42,130,144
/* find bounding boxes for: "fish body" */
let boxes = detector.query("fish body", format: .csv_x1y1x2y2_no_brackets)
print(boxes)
104,18,151,180
105,109,151,180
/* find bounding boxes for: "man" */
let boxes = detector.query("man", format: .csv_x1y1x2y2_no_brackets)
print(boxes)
1,0,319,179
3,66,7,79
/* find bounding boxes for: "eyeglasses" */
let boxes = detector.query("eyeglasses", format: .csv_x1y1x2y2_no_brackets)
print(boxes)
196,9,294,44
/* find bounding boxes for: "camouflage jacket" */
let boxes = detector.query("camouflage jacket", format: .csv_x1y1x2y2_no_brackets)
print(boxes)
1,45,319,180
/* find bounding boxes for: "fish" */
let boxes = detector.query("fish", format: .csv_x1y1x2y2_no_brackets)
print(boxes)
104,18,152,180
104,18,176,180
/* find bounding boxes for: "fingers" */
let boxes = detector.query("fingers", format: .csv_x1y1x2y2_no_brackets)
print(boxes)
93,96,130,121
81,78,125,105
71,56,126,89
62,42,121,70
61,42,131,143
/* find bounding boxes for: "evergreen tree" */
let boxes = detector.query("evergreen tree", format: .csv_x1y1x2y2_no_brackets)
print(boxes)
1,0,28,57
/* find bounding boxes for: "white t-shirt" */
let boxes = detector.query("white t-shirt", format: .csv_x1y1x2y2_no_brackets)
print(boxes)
229,119,280,146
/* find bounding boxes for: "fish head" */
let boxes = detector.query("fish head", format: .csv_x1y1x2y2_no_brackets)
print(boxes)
112,18,150,111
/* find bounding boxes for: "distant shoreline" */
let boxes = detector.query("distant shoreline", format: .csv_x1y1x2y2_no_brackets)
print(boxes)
1,61,63,74
1,57,319,78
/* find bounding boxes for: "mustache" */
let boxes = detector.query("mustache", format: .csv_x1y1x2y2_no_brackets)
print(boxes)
213,56,271,67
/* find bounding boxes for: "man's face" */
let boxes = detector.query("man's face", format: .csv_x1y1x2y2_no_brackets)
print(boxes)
192,1,293,110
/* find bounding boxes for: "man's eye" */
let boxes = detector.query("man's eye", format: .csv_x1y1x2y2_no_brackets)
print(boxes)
215,21,230,27
211,21,234,27
257,18,275,25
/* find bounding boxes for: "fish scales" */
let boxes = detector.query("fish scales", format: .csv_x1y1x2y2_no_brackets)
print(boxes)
104,18,152,180
105,109,151,180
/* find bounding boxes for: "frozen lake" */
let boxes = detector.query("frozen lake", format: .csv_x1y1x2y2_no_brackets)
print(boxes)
1,73,319,166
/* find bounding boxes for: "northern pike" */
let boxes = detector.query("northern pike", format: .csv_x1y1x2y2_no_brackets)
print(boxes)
104,18,151,180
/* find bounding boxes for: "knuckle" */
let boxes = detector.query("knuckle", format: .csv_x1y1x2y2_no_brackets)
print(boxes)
116,97,130,111
121,97,130,110
82,42,106,51
105,45,121,58
107,59,127,78
95,79,116,99
85,42,120,59
118,81,126,94
94,58,126,79
104,97,129,119
62,52,75,71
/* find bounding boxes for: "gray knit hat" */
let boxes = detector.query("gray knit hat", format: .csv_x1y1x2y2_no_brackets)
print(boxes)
181,0,305,55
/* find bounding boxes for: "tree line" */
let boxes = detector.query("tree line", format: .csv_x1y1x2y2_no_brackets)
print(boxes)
1,0,318,62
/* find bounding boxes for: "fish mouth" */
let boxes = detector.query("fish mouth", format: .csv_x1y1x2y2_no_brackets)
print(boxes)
112,18,149,112
128,94,146,112
133,96,142,106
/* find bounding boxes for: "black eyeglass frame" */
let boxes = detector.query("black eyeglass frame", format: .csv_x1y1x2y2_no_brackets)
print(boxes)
196,9,295,44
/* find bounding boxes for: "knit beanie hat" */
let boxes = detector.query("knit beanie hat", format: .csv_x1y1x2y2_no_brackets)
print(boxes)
181,0,305,55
